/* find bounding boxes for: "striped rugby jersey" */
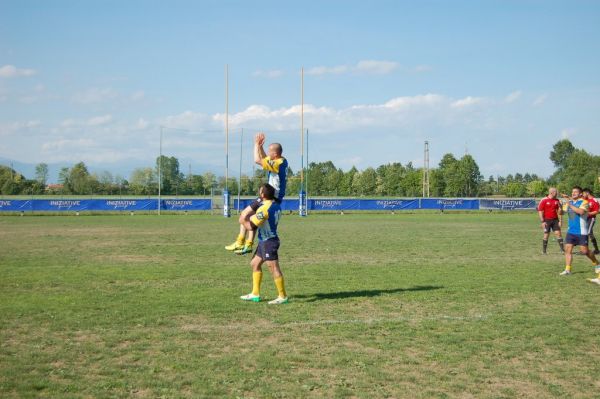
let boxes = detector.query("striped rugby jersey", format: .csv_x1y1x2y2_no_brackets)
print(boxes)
563,199,590,235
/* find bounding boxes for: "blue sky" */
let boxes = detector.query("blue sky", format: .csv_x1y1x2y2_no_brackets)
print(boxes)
1,0,599,182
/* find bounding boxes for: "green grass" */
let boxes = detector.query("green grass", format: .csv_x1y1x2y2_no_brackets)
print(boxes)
1,213,599,398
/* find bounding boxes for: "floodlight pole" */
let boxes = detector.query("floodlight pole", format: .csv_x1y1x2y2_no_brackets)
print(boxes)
237,128,243,213
299,67,307,217
306,128,309,215
223,64,230,217
158,125,163,215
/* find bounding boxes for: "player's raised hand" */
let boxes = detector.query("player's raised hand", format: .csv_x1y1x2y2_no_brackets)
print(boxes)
255,132,265,145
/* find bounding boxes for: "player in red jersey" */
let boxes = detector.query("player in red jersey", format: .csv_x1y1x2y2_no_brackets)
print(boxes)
537,187,564,254
582,188,599,255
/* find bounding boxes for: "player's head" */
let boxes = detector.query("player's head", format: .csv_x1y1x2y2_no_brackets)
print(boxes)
571,186,583,199
259,183,276,201
548,187,557,198
582,188,593,198
268,143,283,159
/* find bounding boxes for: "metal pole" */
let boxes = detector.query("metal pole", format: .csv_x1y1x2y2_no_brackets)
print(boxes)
158,126,162,215
238,128,243,213
306,128,309,215
226,64,229,188
223,64,230,217
299,67,306,217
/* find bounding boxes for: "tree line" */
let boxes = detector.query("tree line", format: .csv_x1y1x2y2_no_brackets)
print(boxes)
1,139,598,197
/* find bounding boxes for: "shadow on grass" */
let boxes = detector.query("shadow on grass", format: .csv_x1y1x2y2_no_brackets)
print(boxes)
293,285,444,302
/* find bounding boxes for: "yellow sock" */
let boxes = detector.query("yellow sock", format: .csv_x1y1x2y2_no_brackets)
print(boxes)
236,234,245,245
245,240,254,248
565,265,572,272
252,271,262,296
274,276,287,298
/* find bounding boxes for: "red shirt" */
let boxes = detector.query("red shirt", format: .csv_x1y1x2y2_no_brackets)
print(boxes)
588,196,599,219
538,197,561,220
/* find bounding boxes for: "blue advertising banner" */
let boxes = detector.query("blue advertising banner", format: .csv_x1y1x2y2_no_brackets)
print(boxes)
234,199,299,211
162,199,212,211
479,199,536,210
309,199,420,210
0,198,536,213
420,198,480,210
0,199,31,211
0,199,212,212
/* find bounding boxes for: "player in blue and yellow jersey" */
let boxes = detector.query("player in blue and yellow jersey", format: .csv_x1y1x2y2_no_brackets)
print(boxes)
239,183,288,304
559,186,599,279
225,132,288,255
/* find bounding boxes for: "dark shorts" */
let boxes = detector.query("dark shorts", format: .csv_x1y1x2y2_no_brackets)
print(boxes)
543,218,561,233
249,197,282,212
254,238,280,261
249,198,262,212
565,233,588,247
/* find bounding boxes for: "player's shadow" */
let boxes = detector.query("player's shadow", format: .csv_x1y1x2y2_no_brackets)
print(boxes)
294,285,443,302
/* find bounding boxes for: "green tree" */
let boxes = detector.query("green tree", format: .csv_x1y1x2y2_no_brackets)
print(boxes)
129,167,157,195
550,139,576,169
527,180,547,198
35,163,49,186
156,156,182,195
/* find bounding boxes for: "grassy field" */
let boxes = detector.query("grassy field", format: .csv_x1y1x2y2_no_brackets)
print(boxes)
1,213,599,398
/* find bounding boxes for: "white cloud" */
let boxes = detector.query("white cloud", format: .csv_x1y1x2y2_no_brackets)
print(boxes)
131,90,145,101
253,69,284,79
0,65,36,78
504,90,522,103
306,60,399,76
72,87,118,104
413,65,433,73
87,114,113,126
451,96,484,108
533,94,548,106
355,60,399,74
134,118,149,130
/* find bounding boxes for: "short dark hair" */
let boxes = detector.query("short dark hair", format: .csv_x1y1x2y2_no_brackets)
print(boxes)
260,183,275,200
270,143,283,155
583,187,593,195
572,185,583,193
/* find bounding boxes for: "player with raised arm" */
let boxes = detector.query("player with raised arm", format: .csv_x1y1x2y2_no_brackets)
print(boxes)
239,183,288,304
537,187,564,255
224,132,288,255
559,186,599,279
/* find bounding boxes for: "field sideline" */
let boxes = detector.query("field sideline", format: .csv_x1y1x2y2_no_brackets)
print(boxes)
1,213,600,398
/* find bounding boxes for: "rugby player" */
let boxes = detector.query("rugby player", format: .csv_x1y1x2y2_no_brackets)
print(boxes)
559,186,599,280
225,132,288,255
239,183,288,304
537,187,564,254
582,188,599,255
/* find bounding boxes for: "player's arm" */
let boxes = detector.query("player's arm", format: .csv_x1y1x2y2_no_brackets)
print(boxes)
245,207,269,231
538,210,545,223
568,201,588,215
254,133,267,165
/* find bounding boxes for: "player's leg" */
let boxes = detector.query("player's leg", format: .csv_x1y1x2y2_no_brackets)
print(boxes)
554,226,565,254
262,239,287,304
589,219,599,254
240,255,264,302
225,202,258,251
234,201,261,254
561,238,574,275
542,228,550,254
266,260,288,304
